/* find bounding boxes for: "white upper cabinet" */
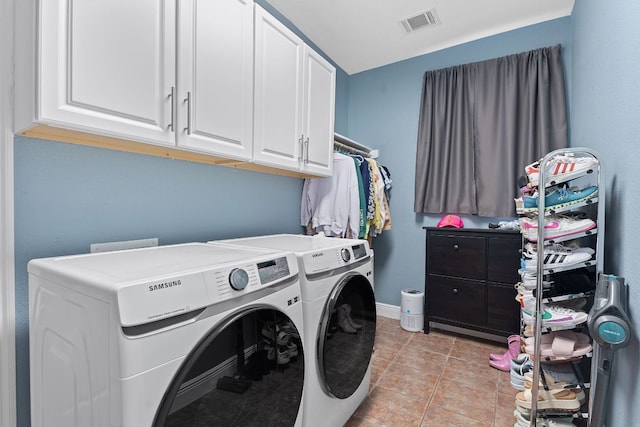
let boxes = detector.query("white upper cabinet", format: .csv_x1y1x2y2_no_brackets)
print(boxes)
17,0,253,160
18,0,177,145
176,0,253,159
253,5,335,177
15,0,335,176
301,46,336,176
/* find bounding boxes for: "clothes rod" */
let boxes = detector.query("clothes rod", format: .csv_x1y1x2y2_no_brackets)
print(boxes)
334,133,379,159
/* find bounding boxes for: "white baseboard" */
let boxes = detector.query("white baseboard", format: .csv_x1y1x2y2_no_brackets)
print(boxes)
375,302,400,320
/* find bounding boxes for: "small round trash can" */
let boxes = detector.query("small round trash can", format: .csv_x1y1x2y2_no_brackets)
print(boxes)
400,289,424,332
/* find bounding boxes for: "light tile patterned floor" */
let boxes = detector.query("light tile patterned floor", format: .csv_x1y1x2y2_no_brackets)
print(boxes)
346,316,515,427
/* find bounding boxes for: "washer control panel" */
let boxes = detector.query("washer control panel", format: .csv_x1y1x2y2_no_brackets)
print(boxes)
303,242,370,274
117,251,297,327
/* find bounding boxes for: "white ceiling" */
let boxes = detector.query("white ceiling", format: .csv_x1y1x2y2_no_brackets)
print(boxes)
265,0,575,75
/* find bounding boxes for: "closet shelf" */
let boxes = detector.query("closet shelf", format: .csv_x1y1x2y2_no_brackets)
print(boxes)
334,133,379,158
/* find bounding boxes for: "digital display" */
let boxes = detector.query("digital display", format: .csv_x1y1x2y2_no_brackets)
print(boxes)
257,257,291,284
352,244,367,260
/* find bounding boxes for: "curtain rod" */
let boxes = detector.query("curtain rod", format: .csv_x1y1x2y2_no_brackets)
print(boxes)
334,133,379,159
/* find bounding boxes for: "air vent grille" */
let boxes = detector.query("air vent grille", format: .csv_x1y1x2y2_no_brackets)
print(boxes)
401,8,441,33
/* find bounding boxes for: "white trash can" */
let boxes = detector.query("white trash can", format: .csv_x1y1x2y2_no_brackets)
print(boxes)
400,289,424,332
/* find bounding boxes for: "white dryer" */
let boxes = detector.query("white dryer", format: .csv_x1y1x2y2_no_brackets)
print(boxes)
213,234,376,427
28,243,305,427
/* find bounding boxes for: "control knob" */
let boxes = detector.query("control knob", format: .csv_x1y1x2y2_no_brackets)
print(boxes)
340,248,351,262
229,268,249,291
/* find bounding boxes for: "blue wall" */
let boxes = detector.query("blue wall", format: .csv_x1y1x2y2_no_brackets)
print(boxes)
346,18,573,306
571,1,640,425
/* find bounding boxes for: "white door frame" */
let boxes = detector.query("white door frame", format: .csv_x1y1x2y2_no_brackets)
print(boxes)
1,0,17,425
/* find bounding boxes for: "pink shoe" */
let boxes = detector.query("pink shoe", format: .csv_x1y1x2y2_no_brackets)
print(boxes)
490,335,520,360
489,356,511,371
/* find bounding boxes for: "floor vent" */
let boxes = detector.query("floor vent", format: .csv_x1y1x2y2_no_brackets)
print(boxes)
401,8,441,33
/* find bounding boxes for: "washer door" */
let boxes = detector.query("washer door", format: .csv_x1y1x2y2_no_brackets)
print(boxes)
153,307,304,426
318,273,376,399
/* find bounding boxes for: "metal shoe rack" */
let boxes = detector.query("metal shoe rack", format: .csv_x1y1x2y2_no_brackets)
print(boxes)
516,148,604,427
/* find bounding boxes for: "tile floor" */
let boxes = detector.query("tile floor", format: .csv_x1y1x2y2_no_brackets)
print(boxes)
347,316,516,427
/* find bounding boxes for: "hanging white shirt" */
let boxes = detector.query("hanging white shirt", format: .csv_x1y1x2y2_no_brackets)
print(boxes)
301,152,360,238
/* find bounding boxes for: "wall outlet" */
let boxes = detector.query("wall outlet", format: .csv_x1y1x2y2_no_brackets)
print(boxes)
90,238,159,253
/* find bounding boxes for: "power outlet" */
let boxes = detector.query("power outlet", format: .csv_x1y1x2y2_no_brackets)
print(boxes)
90,238,159,253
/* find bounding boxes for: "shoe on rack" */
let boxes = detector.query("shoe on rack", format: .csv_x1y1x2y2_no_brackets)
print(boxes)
536,268,595,297
514,410,576,427
265,343,291,365
521,302,588,329
520,215,596,242
510,354,533,391
523,371,586,404
525,153,598,187
519,270,544,290
261,322,291,346
285,341,299,359
522,250,593,272
515,387,581,411
277,319,301,339
523,241,594,260
522,186,598,211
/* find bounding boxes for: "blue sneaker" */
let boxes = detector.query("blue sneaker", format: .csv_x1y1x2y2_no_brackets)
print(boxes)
523,186,598,210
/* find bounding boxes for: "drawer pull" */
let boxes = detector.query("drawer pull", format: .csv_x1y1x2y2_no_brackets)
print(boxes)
453,288,458,294
453,244,459,251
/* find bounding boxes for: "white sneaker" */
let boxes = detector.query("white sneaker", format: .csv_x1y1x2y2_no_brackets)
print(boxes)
523,249,592,272
521,301,588,328
523,242,594,259
521,215,596,242
526,153,598,187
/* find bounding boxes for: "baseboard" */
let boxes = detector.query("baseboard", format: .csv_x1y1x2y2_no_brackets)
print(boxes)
375,302,400,320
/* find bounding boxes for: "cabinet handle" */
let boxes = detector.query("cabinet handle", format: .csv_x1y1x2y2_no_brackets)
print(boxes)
453,244,459,251
183,91,192,135
453,288,458,294
303,137,310,164
168,86,175,132
298,135,304,162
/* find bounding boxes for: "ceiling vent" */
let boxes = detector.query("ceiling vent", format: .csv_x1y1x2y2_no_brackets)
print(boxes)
401,8,441,33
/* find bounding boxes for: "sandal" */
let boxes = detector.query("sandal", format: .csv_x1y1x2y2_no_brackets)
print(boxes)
515,387,581,411
523,371,586,404
524,331,592,360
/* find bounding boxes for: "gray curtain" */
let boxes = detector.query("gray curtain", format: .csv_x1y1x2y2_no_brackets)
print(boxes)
414,45,568,217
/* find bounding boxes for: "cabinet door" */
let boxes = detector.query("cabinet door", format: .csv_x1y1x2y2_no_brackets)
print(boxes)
177,0,253,160
300,46,335,176
39,0,175,145
253,5,304,172
486,282,520,334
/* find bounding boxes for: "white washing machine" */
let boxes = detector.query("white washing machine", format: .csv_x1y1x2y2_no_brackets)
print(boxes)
28,243,305,427
213,234,376,427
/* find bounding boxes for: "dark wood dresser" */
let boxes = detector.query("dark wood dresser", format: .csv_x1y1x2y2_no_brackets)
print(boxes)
423,227,521,337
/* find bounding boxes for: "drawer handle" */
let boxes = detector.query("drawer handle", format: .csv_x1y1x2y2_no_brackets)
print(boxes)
453,244,459,251
453,288,458,294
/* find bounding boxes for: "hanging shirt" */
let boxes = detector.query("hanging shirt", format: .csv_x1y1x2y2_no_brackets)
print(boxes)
301,152,360,238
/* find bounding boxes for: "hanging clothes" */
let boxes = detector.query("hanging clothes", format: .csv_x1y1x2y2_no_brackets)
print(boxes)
301,152,360,238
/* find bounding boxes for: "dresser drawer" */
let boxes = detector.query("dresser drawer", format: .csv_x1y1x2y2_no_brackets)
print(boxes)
428,275,485,326
428,234,485,279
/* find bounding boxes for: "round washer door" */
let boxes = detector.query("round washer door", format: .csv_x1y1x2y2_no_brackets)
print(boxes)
153,307,304,426
317,273,376,399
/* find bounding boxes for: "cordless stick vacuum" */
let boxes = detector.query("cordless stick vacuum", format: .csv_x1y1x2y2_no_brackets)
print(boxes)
587,274,632,427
